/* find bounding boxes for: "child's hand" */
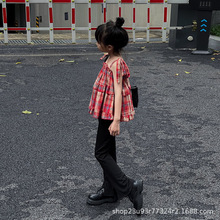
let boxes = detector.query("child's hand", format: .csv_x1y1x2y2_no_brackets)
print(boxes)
108,120,120,136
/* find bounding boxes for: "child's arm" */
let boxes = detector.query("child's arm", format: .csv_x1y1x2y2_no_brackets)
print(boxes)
108,62,123,136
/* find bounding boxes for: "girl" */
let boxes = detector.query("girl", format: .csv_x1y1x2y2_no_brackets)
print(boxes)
88,17,143,212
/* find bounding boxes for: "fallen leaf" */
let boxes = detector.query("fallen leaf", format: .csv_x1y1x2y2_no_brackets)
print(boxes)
16,62,21,65
36,113,40,116
211,57,215,61
175,73,179,76
22,110,32,114
178,59,182,62
66,60,75,63
0,75,6,77
141,46,146,50
59,59,65,62
185,71,191,74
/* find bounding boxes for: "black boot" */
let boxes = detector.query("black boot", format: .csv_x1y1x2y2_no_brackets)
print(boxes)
87,188,117,205
128,180,143,211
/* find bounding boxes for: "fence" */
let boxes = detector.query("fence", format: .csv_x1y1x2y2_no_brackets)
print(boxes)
0,0,177,44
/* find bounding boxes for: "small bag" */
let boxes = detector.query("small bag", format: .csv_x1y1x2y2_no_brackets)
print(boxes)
131,86,138,108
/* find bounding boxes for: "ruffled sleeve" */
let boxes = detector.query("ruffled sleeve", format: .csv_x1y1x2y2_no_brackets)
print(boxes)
115,58,130,84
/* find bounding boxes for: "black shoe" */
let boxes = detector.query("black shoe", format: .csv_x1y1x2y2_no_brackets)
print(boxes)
128,180,143,211
87,188,117,205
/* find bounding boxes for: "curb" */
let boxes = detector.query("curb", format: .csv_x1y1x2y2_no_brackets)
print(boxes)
209,35,220,50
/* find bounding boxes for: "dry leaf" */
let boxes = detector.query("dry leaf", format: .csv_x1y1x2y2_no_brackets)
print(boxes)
22,110,32,114
59,59,65,62
16,62,21,65
185,71,191,74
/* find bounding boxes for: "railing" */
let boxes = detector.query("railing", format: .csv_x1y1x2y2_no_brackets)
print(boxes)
0,0,177,44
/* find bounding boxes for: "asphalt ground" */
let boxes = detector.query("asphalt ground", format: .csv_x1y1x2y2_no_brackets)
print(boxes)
0,43,220,220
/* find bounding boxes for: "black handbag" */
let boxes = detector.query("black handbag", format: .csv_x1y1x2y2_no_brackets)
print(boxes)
131,86,138,108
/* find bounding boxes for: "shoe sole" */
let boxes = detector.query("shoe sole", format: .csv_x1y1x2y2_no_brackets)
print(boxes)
86,197,117,206
134,180,143,211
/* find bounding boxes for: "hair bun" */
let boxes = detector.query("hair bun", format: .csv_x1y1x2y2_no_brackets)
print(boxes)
115,17,125,28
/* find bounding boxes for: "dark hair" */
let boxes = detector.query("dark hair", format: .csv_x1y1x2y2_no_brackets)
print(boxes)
95,17,129,54
95,24,105,44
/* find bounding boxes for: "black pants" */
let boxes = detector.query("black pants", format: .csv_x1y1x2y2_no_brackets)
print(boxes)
95,118,133,199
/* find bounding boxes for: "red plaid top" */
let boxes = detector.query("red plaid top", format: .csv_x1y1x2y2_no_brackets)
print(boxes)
89,55,135,122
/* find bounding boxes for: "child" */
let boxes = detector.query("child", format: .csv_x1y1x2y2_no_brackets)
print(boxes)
87,17,143,212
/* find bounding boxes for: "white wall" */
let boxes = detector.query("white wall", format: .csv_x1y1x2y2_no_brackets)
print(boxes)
53,3,71,28
30,3,49,29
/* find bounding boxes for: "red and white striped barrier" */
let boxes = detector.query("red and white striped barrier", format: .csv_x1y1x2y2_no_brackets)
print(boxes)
0,0,188,44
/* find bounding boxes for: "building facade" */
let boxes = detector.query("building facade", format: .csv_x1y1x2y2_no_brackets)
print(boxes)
0,3,219,34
